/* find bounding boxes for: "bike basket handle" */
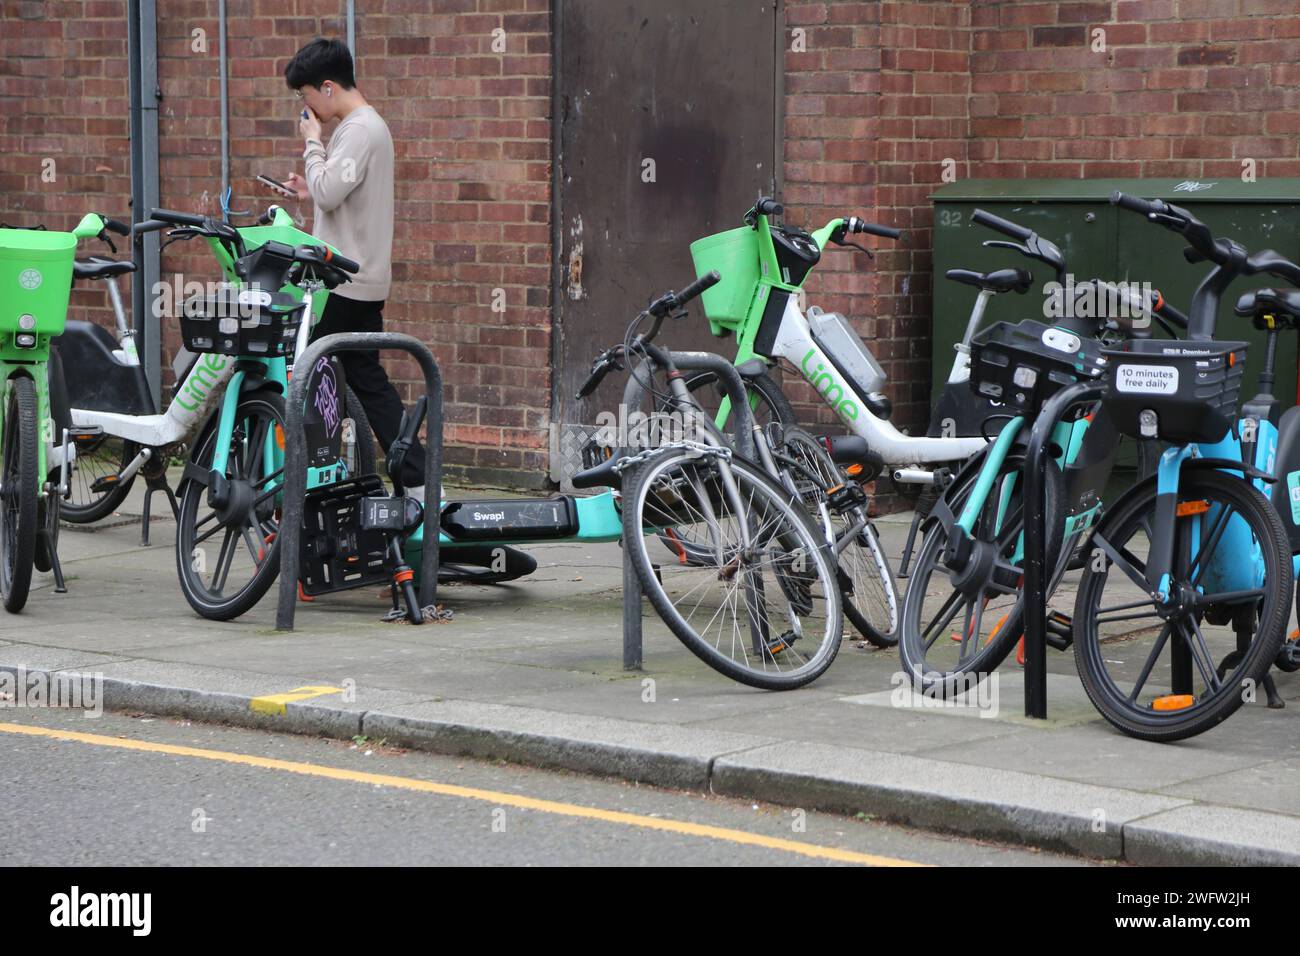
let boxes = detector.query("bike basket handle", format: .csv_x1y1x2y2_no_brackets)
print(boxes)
673,270,721,310
970,208,1033,242
149,208,207,227
849,217,902,240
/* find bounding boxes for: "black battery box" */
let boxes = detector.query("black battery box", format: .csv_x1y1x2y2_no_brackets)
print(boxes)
440,496,579,542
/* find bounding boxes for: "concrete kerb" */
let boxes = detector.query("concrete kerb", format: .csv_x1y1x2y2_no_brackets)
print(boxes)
2,662,1297,865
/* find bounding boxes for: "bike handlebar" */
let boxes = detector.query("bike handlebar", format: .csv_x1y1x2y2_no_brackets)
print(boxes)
101,217,130,236
149,208,207,227
296,243,360,275
846,217,902,240
647,270,720,318
970,208,1034,242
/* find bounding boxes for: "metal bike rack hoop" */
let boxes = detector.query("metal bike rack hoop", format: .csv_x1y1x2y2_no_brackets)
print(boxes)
276,332,443,631
1022,380,1105,718
616,350,761,669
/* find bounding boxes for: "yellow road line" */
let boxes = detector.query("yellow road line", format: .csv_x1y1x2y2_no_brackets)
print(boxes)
249,685,346,716
0,720,925,867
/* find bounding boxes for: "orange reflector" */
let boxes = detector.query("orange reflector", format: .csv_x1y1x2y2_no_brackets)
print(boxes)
845,463,863,477
664,527,689,565
1153,694,1195,711
985,612,1010,647
1229,351,1236,367
275,425,285,450
1176,500,1209,517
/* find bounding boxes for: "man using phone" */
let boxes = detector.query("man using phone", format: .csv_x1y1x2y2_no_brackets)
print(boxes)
271,37,426,494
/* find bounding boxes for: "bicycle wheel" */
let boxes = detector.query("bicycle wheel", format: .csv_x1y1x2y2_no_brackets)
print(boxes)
680,367,796,438
623,446,843,690
175,390,286,621
780,427,899,647
898,448,1066,698
1,377,39,612
61,433,139,524
1073,469,1291,742
342,383,378,480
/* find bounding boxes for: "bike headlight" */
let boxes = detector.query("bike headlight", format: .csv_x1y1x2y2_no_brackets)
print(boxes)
17,313,35,331
15,333,36,349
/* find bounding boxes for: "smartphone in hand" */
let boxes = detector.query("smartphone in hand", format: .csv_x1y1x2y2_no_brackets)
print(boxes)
257,174,297,198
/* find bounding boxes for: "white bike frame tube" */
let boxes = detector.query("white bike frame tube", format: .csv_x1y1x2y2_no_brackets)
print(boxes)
768,294,986,466
70,350,238,448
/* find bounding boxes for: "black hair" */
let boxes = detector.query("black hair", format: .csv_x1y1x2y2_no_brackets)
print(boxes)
284,38,356,91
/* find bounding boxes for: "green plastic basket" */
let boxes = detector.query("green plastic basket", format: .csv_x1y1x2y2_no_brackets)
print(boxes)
689,226,761,334
0,228,77,346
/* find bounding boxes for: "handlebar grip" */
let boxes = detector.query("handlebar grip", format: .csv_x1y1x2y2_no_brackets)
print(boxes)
149,208,206,227
132,219,170,236
970,208,1033,242
1183,246,1206,265
756,198,783,217
1110,191,1161,217
852,219,902,240
310,245,360,274
102,217,130,236
674,270,721,309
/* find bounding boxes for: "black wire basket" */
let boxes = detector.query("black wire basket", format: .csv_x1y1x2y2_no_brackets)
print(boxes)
179,286,307,357
969,319,1107,416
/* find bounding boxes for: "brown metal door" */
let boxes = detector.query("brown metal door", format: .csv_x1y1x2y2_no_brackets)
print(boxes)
551,0,780,476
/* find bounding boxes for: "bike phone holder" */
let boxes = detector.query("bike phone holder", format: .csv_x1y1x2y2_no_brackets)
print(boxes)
275,332,443,632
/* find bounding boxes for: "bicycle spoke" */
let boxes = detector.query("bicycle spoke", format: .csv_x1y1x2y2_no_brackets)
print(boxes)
1127,622,1173,703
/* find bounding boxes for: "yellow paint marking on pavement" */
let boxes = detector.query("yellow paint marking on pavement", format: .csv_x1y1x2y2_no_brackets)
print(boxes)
0,721,926,867
249,685,346,716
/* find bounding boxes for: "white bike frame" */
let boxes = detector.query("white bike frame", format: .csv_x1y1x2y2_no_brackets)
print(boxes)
69,273,239,453
766,291,990,469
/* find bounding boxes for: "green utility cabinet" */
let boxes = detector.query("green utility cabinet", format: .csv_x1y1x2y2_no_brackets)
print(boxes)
931,179,1300,416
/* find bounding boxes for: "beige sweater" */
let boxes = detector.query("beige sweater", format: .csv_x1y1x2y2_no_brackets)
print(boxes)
303,105,394,301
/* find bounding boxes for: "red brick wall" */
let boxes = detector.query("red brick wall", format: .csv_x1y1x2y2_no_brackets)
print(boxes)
6,0,1300,491
1,0,550,487
968,0,1300,180
0,0,132,329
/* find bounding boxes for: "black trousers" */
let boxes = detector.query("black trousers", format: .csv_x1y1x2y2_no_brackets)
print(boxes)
311,293,426,488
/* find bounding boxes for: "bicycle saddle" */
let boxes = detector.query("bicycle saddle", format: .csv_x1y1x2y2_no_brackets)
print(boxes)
73,257,136,280
945,268,1033,295
571,454,621,491
1235,288,1300,328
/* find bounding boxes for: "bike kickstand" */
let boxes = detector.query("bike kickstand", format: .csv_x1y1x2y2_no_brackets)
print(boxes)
46,534,68,594
1263,671,1285,710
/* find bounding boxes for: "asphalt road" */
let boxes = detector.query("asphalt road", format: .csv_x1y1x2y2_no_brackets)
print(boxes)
0,707,1100,866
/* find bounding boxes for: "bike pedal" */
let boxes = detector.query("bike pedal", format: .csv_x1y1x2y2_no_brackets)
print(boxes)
68,427,103,442
1045,611,1074,650
89,475,121,493
765,631,798,656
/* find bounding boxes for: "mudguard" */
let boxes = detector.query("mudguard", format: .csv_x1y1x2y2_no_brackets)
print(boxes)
1272,405,1300,552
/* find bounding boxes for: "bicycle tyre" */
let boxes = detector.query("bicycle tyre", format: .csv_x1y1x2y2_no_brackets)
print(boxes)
1073,469,1291,742
1,377,39,613
898,448,1066,698
622,446,843,690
